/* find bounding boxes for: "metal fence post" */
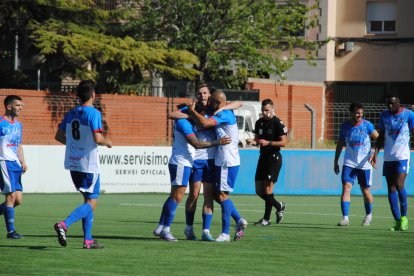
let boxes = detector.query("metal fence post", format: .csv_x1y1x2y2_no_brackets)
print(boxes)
304,103,316,149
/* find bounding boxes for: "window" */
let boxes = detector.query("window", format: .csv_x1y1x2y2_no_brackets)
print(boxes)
367,1,397,34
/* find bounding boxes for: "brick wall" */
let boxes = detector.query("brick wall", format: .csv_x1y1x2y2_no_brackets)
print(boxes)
246,79,327,143
0,89,189,146
0,84,331,146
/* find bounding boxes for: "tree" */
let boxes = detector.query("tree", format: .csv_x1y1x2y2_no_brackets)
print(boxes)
128,0,324,89
0,0,200,92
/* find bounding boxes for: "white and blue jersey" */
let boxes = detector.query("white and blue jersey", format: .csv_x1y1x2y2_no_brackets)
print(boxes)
378,108,414,161
169,119,196,186
194,123,216,161
339,120,375,169
211,110,240,167
169,119,196,167
59,105,103,173
0,117,23,194
0,117,23,164
211,110,240,192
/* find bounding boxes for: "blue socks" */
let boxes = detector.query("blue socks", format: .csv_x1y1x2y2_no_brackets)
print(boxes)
163,198,178,227
221,199,233,234
64,203,93,228
388,191,401,220
4,206,15,233
397,187,408,217
341,201,350,217
364,203,373,215
230,200,241,223
202,213,213,230
82,211,94,241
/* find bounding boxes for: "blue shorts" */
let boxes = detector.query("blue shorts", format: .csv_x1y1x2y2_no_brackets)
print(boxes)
190,159,216,183
169,163,192,187
0,160,23,195
70,171,100,199
383,160,410,176
215,165,239,193
341,166,372,187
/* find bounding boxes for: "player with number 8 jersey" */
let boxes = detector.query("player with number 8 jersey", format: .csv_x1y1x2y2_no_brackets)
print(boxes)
53,81,112,249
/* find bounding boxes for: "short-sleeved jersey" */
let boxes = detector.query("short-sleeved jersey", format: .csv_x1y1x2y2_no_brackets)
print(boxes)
378,108,414,161
59,105,103,173
211,110,240,167
179,106,216,160
169,119,196,167
254,116,288,155
339,120,375,169
0,117,22,164
194,124,216,160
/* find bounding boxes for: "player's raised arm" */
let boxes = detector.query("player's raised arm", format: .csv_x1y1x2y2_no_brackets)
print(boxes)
188,101,216,128
214,101,243,115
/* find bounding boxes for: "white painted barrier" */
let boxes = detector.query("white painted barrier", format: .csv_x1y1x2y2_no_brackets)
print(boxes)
23,146,172,193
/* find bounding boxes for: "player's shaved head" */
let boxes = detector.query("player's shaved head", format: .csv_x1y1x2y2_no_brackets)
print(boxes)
212,90,226,103
209,90,227,111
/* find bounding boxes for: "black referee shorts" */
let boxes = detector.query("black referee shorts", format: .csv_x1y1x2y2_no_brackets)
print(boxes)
255,152,282,183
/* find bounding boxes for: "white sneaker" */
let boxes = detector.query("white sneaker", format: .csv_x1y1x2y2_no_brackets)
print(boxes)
184,229,198,240
160,230,178,242
215,233,230,242
361,215,372,226
337,219,349,226
153,226,163,237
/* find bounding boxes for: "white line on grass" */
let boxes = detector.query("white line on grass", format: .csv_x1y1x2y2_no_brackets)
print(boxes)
120,203,395,219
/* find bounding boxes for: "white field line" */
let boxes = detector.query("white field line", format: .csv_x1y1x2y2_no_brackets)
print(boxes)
120,203,400,219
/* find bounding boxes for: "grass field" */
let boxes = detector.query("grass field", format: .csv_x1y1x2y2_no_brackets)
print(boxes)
1,194,413,275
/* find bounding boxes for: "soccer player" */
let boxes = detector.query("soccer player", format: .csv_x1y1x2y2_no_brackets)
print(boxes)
0,95,27,239
371,91,414,231
169,83,242,241
53,81,113,249
153,118,231,242
253,99,288,226
188,90,248,242
334,103,378,226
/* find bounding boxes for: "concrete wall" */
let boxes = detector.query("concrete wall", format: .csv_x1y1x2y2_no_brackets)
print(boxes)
328,0,414,82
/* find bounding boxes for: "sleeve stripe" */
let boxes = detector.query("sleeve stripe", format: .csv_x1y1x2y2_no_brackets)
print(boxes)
93,129,103,133
186,133,196,137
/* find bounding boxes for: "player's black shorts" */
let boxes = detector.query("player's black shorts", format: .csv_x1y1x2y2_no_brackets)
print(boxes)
255,152,282,183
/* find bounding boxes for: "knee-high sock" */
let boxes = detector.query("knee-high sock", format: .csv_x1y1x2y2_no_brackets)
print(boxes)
364,203,373,215
264,200,272,221
185,211,195,226
341,201,350,217
158,199,169,225
397,187,408,217
4,206,15,233
82,211,94,241
388,191,401,220
64,203,93,228
163,198,178,227
230,200,241,223
265,194,282,210
221,199,233,234
202,213,213,230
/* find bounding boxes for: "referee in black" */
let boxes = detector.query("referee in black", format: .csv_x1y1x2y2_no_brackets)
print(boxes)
253,99,288,226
